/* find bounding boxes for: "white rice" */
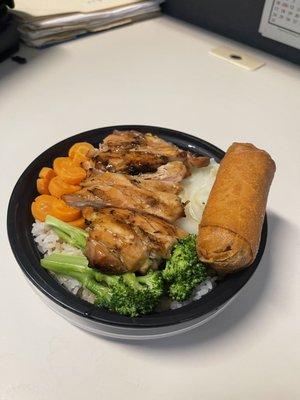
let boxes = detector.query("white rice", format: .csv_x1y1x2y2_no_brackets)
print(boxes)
32,220,217,310
32,158,219,310
169,276,217,310
31,221,83,256
32,221,96,304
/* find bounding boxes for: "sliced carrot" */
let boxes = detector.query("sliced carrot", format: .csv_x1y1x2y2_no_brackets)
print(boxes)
31,194,81,222
39,167,56,180
68,217,86,229
36,167,56,195
37,178,49,195
48,176,81,198
52,201,81,222
68,142,94,165
53,157,86,185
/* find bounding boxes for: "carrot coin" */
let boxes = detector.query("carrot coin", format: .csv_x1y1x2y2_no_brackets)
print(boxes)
31,194,81,222
52,199,81,221
39,167,56,180
69,142,94,165
37,178,50,195
53,157,86,185
36,167,56,194
48,176,81,198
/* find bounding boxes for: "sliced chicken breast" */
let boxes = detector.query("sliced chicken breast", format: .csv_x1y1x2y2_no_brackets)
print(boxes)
93,130,210,174
64,171,185,223
83,207,187,274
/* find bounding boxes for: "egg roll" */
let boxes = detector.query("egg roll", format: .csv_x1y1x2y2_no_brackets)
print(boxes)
197,142,275,274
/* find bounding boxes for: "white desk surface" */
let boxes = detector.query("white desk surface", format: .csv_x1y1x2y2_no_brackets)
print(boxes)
0,16,299,400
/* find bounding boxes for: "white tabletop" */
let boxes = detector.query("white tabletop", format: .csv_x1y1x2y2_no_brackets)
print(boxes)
1,16,299,400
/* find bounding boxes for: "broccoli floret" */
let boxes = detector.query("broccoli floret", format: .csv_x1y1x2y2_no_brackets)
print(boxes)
162,234,207,302
45,215,88,250
41,253,164,317
136,270,164,300
122,270,164,314
93,279,139,317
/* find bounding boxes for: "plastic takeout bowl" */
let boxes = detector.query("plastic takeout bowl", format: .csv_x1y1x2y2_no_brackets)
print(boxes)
7,125,267,339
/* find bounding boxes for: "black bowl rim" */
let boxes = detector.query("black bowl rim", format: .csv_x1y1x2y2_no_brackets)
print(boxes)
7,125,267,328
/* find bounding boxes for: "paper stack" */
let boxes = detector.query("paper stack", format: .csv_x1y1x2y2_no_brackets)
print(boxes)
12,0,163,47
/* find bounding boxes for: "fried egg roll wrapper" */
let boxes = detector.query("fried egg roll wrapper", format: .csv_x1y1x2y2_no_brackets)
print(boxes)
197,143,275,274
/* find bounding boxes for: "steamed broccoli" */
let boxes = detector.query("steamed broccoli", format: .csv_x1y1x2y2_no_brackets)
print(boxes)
122,271,164,314
162,234,207,302
45,215,88,250
41,253,164,317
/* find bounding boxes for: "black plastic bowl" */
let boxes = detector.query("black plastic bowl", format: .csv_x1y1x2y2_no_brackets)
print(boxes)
7,125,267,330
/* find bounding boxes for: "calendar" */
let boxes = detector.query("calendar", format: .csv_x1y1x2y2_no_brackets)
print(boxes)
259,0,300,49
